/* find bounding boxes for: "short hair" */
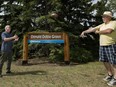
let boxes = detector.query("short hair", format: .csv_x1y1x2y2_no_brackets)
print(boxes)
5,25,10,30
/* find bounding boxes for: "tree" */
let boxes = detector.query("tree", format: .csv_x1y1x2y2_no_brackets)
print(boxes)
0,0,108,62
107,0,116,17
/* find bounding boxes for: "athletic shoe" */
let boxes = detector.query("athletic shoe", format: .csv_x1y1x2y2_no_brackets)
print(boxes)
107,78,116,86
103,75,113,82
6,71,12,74
0,74,3,77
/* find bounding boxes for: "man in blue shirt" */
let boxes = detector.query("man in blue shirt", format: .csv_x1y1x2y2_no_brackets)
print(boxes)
0,25,18,77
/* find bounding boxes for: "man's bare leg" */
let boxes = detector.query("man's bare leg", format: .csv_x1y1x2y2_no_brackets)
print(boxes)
112,65,116,79
104,62,113,76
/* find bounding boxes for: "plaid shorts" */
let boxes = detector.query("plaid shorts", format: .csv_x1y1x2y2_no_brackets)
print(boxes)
99,44,116,64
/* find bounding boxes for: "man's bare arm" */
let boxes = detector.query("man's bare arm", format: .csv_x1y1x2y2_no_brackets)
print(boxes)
80,27,96,37
95,28,113,34
4,35,18,42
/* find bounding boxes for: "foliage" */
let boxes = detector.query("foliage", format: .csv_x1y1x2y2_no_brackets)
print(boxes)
107,0,116,18
0,0,109,63
70,46,94,63
48,44,64,62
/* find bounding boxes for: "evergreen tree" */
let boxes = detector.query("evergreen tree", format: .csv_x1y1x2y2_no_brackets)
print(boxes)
0,0,109,62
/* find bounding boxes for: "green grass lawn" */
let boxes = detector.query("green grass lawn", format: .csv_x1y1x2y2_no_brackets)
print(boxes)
0,60,112,87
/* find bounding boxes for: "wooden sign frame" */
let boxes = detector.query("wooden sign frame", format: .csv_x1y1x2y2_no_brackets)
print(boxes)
22,32,70,65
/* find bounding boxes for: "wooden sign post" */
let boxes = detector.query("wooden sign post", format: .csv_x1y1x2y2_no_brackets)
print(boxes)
22,32,70,65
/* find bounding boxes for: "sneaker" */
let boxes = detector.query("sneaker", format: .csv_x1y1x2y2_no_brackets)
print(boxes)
107,78,116,86
6,71,12,74
0,74,3,77
103,75,113,82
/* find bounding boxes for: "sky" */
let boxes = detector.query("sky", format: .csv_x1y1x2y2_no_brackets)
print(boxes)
92,0,100,4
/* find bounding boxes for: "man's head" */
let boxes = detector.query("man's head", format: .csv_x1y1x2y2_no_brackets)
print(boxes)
102,11,113,23
5,25,11,33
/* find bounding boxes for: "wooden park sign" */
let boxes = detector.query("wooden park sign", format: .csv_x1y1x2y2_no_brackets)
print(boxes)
22,32,70,64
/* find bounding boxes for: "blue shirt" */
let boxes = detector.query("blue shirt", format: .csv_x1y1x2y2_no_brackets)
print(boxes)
1,32,13,52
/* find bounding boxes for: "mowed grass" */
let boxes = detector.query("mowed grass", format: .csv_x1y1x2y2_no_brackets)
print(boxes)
0,60,112,87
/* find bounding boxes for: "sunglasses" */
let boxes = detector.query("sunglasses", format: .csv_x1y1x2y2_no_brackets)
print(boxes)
102,16,110,18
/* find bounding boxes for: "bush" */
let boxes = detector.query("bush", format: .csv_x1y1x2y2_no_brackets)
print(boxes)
70,46,94,63
48,44,64,63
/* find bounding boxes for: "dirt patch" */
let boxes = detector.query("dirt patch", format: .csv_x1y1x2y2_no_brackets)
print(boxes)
15,57,78,66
